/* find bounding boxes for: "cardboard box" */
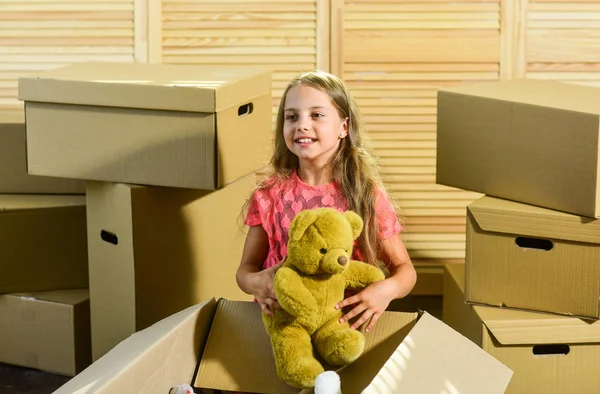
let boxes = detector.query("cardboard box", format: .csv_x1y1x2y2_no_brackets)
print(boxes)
86,173,256,361
436,78,600,218
0,289,91,376
444,263,600,394
18,62,272,190
54,298,513,394
0,194,88,293
0,112,84,194
465,196,600,319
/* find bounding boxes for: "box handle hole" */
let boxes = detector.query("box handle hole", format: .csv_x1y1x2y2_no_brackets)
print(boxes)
533,344,569,356
238,102,253,117
515,236,553,251
100,230,119,245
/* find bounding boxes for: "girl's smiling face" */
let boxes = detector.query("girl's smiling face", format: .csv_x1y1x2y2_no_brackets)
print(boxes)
283,85,348,168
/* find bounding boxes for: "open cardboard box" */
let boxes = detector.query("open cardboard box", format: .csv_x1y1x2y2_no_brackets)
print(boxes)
54,298,513,393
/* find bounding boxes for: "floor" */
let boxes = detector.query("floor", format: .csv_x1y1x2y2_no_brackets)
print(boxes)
0,295,442,393
0,363,70,394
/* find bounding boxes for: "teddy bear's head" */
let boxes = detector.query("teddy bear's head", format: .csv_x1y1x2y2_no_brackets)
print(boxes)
287,207,363,275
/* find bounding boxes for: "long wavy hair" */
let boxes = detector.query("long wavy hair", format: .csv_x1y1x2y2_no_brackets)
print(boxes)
244,70,398,271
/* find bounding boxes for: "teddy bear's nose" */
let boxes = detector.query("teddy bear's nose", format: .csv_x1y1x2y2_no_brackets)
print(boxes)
337,256,348,266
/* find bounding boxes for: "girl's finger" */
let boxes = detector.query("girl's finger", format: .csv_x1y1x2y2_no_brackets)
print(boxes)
339,304,367,324
260,303,273,316
365,312,381,333
335,295,360,310
351,310,374,330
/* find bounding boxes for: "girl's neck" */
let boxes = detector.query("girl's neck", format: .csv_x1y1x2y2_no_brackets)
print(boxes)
296,164,334,186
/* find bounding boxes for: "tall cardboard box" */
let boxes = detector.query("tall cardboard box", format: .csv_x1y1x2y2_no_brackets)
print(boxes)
0,289,91,376
465,196,600,319
0,112,84,194
436,78,600,218
86,174,256,360
54,298,513,394
0,194,88,293
444,263,600,394
18,62,272,190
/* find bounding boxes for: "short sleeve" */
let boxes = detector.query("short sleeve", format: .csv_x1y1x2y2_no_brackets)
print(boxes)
244,191,262,227
375,188,402,239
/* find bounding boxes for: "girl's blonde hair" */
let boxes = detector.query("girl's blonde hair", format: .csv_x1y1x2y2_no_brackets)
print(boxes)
247,70,398,271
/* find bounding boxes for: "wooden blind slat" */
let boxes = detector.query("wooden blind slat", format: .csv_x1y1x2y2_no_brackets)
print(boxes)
0,1,136,113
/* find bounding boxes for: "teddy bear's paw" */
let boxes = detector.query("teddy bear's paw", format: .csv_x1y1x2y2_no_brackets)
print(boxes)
280,357,325,389
319,329,365,366
314,371,341,394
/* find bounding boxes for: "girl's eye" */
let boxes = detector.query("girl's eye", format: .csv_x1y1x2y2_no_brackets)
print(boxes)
312,113,323,118
285,114,297,121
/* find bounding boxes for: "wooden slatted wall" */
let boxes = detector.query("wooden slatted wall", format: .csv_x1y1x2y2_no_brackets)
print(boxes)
2,0,600,286
335,0,501,269
526,0,600,87
160,0,327,125
0,0,139,113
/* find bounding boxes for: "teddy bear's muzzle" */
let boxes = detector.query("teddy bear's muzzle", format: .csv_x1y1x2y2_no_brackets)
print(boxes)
321,250,350,274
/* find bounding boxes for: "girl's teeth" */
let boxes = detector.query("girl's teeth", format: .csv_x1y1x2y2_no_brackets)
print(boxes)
298,138,312,143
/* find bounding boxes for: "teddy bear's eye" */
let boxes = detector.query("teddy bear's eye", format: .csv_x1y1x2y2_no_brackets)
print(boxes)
320,248,327,254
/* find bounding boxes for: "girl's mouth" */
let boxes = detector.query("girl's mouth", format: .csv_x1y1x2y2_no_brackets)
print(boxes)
295,138,317,144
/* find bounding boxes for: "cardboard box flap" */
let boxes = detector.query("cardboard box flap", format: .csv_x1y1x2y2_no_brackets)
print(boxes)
194,299,296,393
357,312,512,394
18,62,272,113
441,78,600,116
469,196,600,244
0,194,85,211
0,111,24,124
476,306,600,346
11,289,89,306
53,298,217,394
329,312,418,393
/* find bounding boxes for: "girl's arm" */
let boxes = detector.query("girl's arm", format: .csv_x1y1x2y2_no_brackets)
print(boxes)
380,234,417,299
335,233,417,332
236,225,283,315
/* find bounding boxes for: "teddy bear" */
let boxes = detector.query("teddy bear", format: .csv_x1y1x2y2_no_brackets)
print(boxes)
262,207,386,389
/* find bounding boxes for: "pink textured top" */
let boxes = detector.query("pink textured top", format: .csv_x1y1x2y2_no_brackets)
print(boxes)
244,171,402,270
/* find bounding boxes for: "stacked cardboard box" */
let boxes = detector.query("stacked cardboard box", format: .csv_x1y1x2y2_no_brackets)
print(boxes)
0,112,90,376
17,61,274,363
436,78,600,393
17,63,521,392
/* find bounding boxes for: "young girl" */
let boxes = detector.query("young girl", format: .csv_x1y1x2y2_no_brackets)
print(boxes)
236,70,416,333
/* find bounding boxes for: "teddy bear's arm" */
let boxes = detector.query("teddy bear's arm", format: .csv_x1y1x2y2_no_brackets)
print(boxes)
274,266,319,318
342,261,386,290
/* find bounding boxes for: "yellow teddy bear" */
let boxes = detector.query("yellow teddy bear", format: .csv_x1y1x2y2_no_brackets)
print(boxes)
262,207,386,389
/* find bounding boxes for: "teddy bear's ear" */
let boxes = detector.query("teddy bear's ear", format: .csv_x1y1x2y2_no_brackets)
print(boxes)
344,211,363,240
289,209,320,242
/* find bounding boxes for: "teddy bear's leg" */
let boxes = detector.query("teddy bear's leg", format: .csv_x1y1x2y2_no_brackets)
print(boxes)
312,315,365,366
271,323,325,389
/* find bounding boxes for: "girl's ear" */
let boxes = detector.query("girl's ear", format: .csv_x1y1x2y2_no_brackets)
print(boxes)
341,117,349,136
344,211,363,240
289,209,320,242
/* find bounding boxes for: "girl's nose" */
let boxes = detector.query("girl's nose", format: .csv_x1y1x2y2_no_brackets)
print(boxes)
296,115,311,130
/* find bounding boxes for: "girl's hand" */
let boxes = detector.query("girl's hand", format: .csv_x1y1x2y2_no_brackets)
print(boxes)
253,258,285,316
335,279,397,332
